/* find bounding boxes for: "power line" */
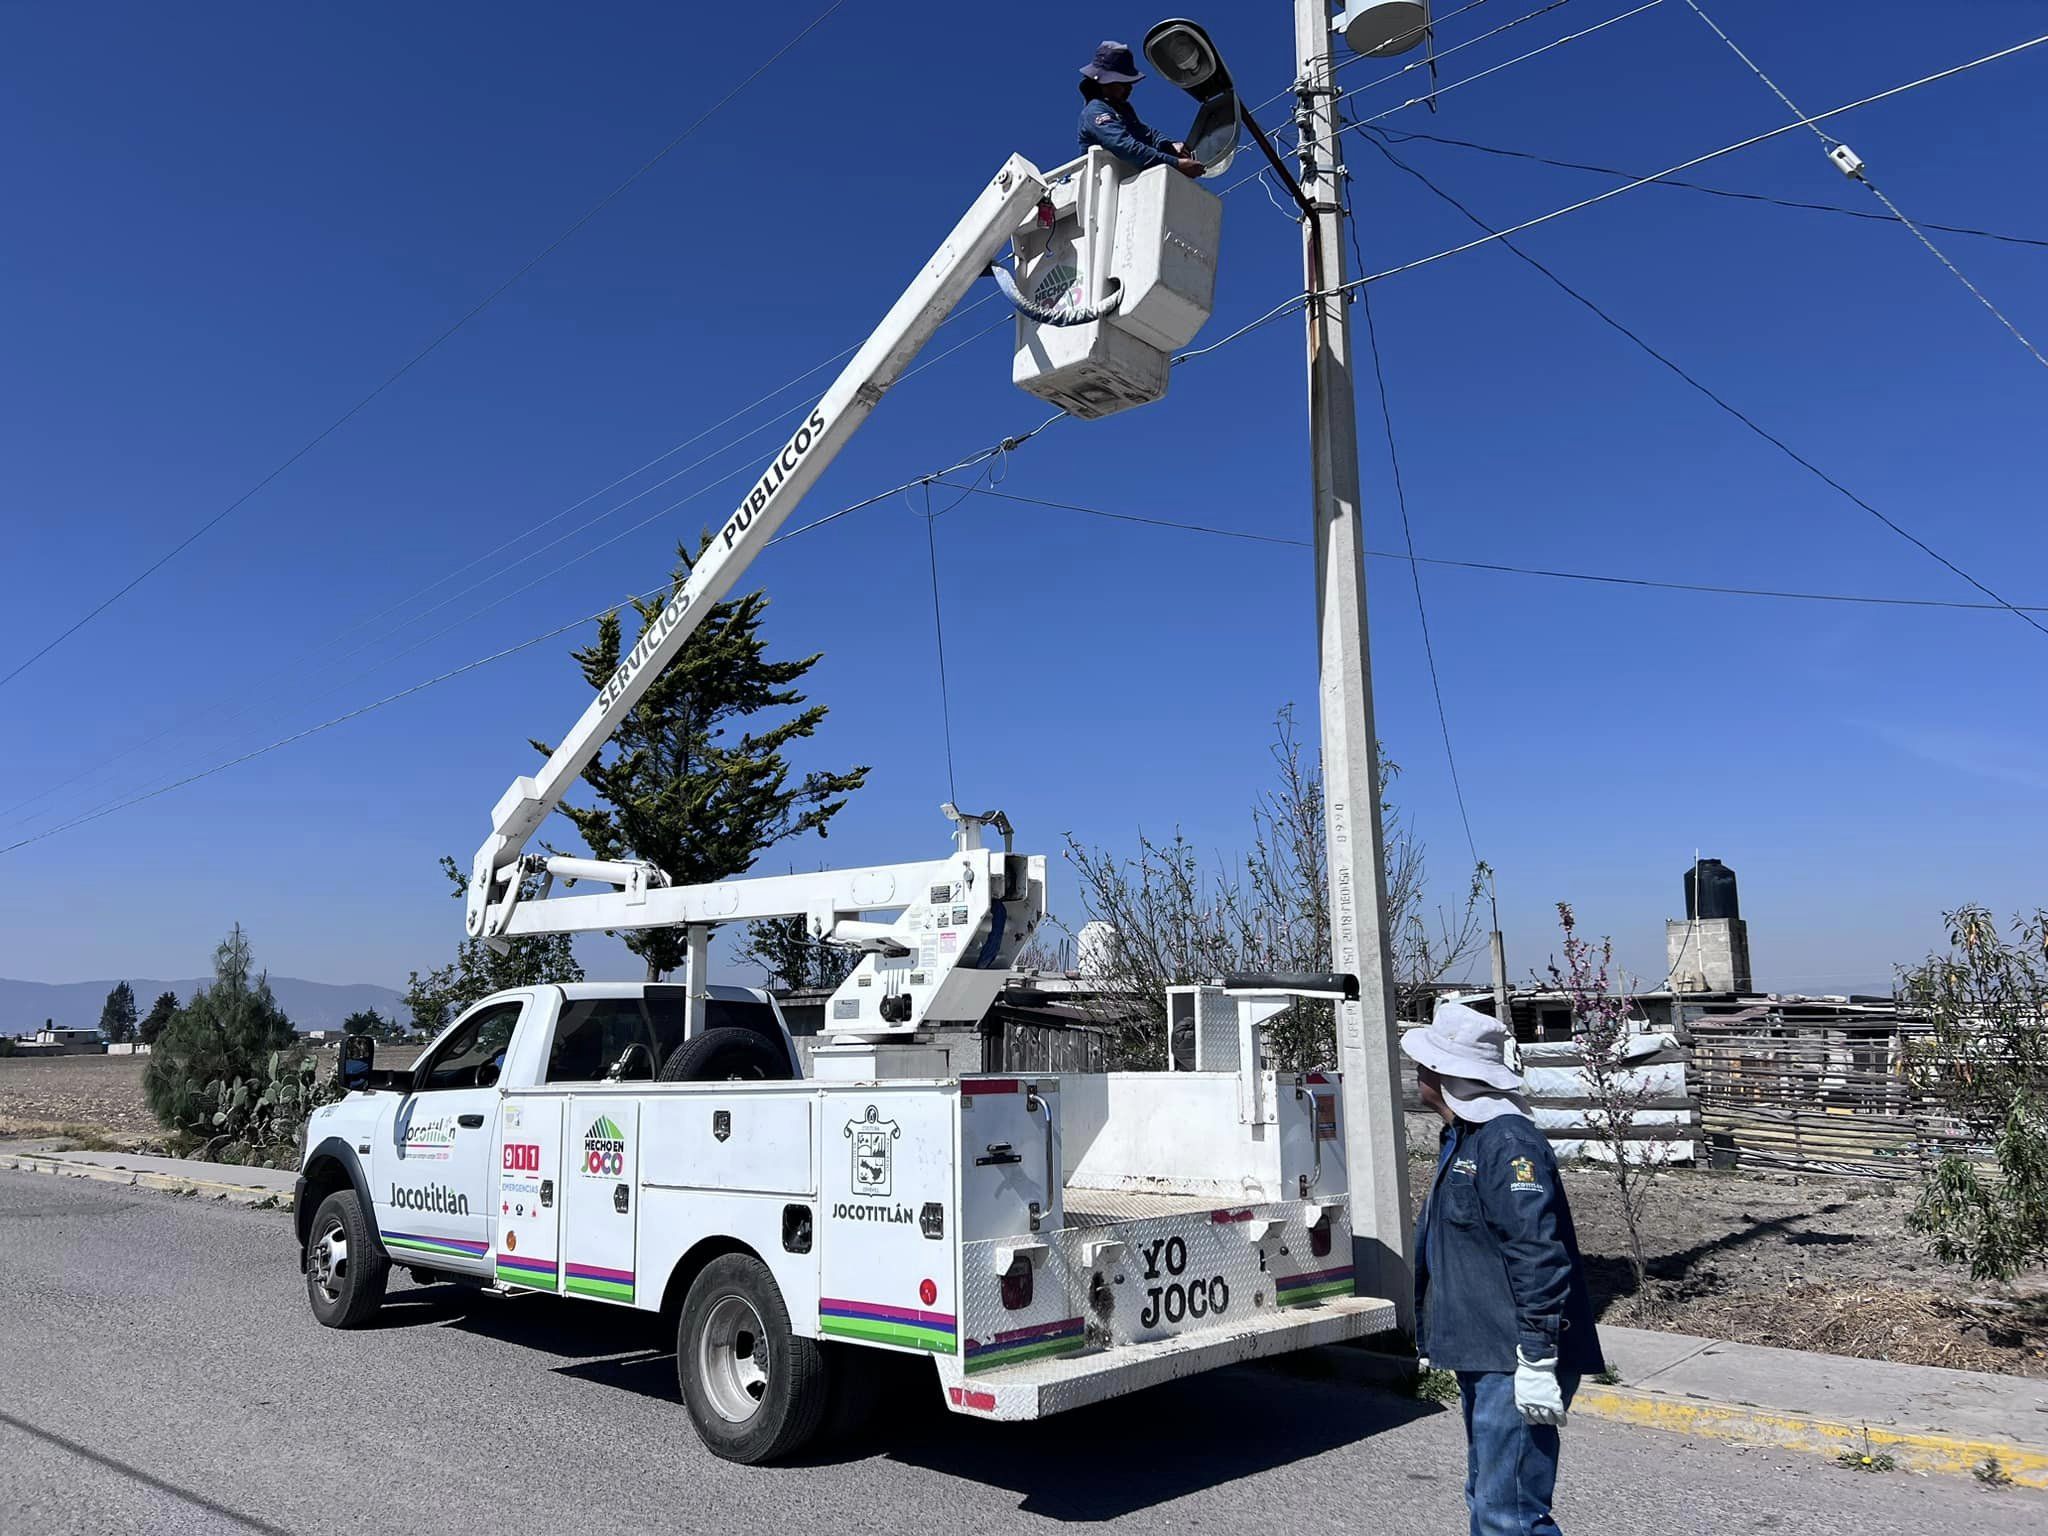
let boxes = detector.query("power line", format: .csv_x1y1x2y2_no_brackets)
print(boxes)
1346,29,2048,284
1338,0,1576,87
1359,131,2048,639
1247,0,1505,117
6,313,1018,842
1351,171,1484,869
1,295,1004,840
1374,127,2048,250
920,483,960,806
1341,0,1668,130
0,0,852,693
930,482,2048,614
0,276,1324,854
1676,0,2048,374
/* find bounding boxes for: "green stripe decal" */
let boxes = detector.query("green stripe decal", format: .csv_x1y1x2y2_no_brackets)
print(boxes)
819,1315,956,1354
965,1336,1082,1373
565,1275,635,1303
496,1267,557,1289
1278,1279,1353,1305
385,1235,475,1258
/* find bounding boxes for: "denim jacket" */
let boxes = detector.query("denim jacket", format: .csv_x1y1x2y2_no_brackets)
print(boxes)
1077,97,1179,171
1413,1113,1604,1374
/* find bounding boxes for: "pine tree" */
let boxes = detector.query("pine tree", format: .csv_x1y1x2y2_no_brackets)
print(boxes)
533,548,868,980
143,926,297,1136
98,981,139,1044
138,990,179,1046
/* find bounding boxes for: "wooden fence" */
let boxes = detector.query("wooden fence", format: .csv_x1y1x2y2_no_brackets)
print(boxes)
1686,1000,1976,1180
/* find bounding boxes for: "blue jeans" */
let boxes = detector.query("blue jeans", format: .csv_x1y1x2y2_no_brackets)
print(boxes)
1456,1370,1579,1536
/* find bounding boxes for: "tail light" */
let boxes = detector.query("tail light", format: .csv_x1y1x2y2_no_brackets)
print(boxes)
1001,1255,1034,1311
1310,1216,1333,1259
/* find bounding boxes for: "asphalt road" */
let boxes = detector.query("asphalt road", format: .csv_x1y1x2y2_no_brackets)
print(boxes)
2,1172,2040,1535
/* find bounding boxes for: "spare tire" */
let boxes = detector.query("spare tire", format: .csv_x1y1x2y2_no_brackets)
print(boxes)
659,1026,793,1083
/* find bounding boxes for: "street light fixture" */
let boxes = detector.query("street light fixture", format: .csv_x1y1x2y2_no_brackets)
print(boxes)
1143,18,1242,177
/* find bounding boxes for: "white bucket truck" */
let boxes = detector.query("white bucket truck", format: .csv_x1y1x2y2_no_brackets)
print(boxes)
296,103,1397,1465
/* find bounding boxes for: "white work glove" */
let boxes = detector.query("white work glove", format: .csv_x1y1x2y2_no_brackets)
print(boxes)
1514,1351,1566,1426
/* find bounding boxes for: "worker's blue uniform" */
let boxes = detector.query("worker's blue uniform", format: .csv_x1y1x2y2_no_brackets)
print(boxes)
1077,97,1179,171
1416,1114,1603,1536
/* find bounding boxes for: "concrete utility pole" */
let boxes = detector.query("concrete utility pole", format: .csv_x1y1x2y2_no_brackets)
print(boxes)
1293,0,1414,1332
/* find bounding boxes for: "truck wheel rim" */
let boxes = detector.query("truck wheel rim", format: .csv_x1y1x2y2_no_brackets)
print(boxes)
698,1294,770,1424
310,1219,349,1302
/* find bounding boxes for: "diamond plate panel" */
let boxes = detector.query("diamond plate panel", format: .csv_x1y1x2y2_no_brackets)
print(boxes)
1196,989,1240,1073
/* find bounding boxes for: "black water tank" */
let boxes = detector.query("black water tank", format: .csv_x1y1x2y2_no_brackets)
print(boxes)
1684,859,1739,921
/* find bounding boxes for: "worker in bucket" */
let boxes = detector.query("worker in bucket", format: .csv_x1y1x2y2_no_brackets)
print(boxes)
1077,41,1205,178
1404,1000,1605,1536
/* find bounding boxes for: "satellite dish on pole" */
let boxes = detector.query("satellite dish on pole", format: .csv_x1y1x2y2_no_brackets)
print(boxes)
1335,0,1432,58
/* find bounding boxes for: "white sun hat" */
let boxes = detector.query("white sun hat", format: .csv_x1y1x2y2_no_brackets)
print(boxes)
1399,1000,1525,1092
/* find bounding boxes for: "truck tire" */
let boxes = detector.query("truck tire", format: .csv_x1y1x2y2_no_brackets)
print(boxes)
676,1253,826,1464
304,1189,389,1329
658,1027,792,1083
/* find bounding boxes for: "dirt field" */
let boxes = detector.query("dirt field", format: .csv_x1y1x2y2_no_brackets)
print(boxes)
5,1056,2042,1374
0,1053,160,1140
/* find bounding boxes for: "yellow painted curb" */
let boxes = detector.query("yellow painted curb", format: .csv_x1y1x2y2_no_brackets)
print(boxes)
1577,1384,2048,1489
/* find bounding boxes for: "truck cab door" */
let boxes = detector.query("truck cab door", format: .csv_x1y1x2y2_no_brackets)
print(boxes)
376,996,525,1273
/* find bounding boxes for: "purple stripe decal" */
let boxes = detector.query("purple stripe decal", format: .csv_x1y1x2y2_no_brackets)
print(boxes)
966,1317,1084,1354
1277,1264,1353,1288
497,1254,557,1274
385,1230,488,1255
564,1261,634,1285
819,1297,957,1331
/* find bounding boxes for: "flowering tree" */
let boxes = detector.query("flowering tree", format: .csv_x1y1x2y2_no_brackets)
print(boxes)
1544,902,1664,1291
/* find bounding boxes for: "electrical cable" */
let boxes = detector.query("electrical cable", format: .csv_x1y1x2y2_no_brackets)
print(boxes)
1340,1,1667,132
1373,127,2048,250
926,482,2048,615
1359,131,2048,639
920,483,960,806
0,295,1002,837
1246,0,1504,117
1341,29,2048,285
0,271,1321,853
1351,184,1483,872
6,313,1018,841
1339,0,1576,91
0,0,852,693
1676,0,2048,374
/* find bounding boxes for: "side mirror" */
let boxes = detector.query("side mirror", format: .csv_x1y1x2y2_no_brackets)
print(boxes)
340,1034,375,1092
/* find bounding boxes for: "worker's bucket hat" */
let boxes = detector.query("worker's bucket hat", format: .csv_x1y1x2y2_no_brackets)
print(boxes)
1080,41,1145,84
1400,1000,1525,1091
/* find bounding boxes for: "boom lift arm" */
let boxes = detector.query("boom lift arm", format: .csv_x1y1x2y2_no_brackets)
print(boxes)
464,155,1056,947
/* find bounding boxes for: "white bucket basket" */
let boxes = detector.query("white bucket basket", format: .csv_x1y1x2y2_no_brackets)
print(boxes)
1011,151,1221,420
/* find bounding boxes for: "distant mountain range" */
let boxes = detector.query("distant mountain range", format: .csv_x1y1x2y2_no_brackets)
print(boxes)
1,976,405,1035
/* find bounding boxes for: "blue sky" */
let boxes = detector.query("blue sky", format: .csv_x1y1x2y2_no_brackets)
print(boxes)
3,0,2044,999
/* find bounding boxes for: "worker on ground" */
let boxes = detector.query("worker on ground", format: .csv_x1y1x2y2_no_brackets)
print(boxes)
1077,41,1204,178
1404,1000,1605,1536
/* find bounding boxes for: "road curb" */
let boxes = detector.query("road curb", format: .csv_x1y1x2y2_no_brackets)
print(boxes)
0,1151,289,1208
1574,1381,2048,1489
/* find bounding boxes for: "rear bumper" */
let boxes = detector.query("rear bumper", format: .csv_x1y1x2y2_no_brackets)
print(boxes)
941,1293,1397,1421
